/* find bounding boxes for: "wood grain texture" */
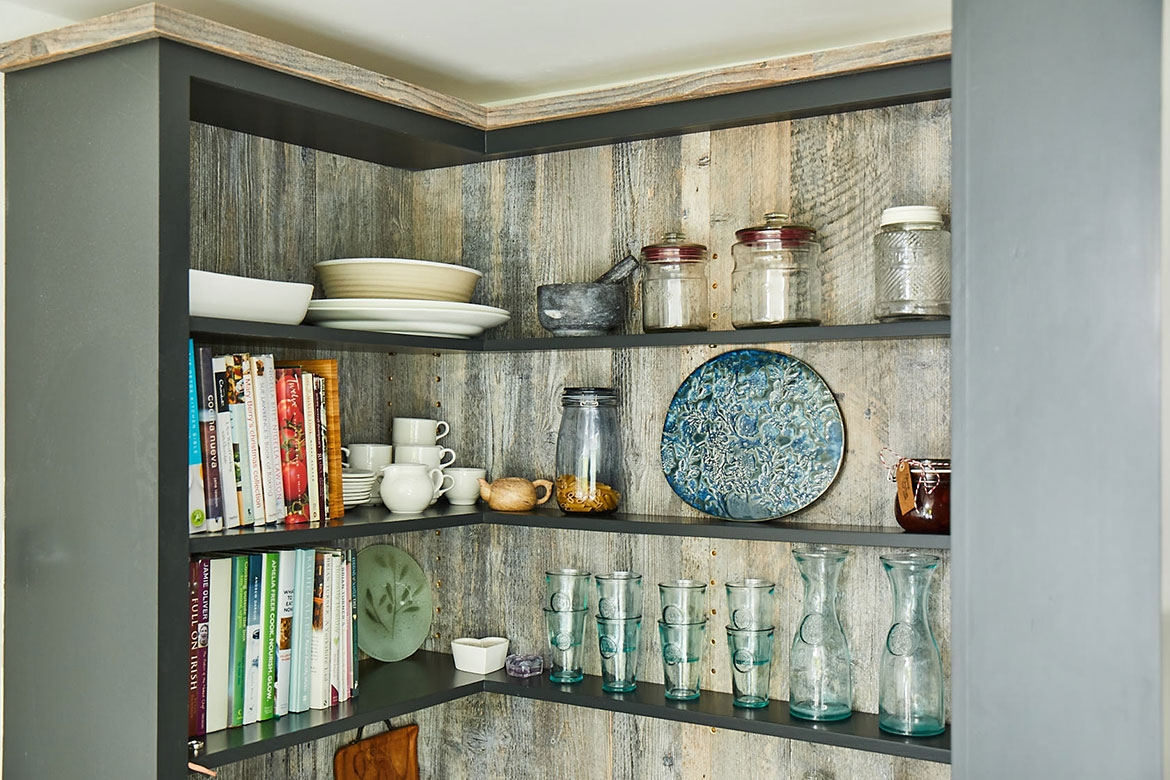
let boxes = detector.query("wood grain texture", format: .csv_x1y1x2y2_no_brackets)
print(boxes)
1,4,947,130
189,100,950,777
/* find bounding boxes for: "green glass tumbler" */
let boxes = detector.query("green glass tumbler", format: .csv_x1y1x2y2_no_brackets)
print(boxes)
595,571,643,619
725,578,775,629
878,553,945,736
726,625,774,708
658,579,707,625
658,619,706,700
544,607,587,684
596,615,641,692
546,568,591,612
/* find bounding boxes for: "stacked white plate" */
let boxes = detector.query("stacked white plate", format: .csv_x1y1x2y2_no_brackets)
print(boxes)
306,299,510,339
342,468,378,508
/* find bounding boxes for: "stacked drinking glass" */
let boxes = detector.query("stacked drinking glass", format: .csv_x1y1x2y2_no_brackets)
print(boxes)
657,579,708,700
544,568,591,684
725,579,776,708
594,572,643,692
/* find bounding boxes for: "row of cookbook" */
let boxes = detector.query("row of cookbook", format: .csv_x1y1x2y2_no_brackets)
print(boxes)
189,548,358,738
188,340,343,534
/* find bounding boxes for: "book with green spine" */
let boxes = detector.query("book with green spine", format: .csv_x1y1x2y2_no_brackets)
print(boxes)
258,551,280,720
227,555,249,727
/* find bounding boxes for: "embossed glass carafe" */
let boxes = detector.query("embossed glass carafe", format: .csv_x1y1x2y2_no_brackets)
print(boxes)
879,553,945,736
789,546,852,721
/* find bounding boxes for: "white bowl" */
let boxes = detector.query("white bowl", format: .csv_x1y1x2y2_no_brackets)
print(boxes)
451,637,509,675
315,258,482,303
189,270,313,325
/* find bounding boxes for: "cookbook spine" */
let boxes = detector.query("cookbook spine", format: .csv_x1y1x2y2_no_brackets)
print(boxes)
302,371,321,525
315,376,329,518
330,551,341,706
188,558,209,737
227,555,249,727
275,368,310,524
259,551,279,721
237,355,267,525
349,548,358,697
250,355,285,524
188,340,207,534
205,557,232,734
243,553,263,724
212,357,240,529
195,347,224,533
226,357,255,526
275,549,296,717
309,551,328,709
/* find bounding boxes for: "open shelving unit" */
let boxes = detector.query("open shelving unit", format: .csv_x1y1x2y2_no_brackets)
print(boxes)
4,14,956,778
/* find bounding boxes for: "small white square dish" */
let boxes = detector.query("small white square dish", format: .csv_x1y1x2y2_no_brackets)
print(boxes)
451,637,510,675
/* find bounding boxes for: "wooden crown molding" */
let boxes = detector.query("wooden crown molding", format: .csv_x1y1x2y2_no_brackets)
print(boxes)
0,3,950,131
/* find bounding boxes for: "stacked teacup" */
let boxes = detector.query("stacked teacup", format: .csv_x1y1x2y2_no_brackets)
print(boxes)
724,578,776,709
657,579,708,700
341,443,393,507
391,417,455,506
594,571,643,693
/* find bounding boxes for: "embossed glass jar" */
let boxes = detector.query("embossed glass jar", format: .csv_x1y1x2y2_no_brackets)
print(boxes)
731,212,822,327
874,206,951,320
555,388,622,513
640,233,709,332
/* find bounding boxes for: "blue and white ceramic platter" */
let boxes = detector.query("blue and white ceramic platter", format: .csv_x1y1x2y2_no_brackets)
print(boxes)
660,348,845,521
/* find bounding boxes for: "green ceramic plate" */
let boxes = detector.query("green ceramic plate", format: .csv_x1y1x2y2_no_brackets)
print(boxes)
356,544,433,662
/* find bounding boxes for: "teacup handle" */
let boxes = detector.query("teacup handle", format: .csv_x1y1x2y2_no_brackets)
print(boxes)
428,468,455,497
340,446,350,466
435,420,450,442
438,447,456,469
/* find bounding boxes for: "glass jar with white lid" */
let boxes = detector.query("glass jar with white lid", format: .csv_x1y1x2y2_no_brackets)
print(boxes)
873,206,951,321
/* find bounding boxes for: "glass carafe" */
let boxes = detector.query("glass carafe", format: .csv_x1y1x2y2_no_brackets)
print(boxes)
789,546,852,721
879,553,945,736
555,387,622,513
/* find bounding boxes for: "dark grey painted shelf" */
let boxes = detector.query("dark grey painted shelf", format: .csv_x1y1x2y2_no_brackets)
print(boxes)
190,506,949,552
197,651,949,767
198,651,484,768
188,505,480,553
485,668,950,764
190,316,951,354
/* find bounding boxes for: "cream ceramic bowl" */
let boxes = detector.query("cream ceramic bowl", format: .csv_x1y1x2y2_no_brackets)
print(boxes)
189,269,314,324
451,637,509,675
315,258,483,302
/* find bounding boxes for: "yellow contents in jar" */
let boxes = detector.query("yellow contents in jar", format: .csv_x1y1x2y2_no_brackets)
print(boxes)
555,474,621,513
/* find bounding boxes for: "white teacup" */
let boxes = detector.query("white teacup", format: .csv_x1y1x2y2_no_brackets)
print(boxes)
392,417,450,447
394,444,456,470
341,443,393,472
444,467,487,506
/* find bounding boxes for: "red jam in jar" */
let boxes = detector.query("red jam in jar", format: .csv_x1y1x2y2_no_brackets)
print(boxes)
893,459,950,534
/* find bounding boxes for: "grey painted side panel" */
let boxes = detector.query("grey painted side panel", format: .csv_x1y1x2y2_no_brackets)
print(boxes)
952,1,1162,776
4,45,163,776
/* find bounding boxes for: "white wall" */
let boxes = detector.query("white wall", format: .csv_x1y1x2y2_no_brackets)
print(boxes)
0,4,83,774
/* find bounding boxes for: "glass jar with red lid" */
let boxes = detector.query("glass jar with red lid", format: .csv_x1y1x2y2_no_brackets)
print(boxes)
639,232,709,332
731,212,822,327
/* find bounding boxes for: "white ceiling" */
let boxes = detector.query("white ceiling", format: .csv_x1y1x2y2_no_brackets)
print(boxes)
2,0,950,103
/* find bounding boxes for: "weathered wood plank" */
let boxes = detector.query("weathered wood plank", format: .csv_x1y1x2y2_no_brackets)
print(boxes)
1,4,947,131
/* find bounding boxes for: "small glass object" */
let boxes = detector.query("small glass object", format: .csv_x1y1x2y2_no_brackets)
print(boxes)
555,387,622,514
658,579,707,624
726,626,774,708
658,619,707,700
731,212,822,327
789,546,852,722
874,205,951,320
879,553,946,736
639,232,710,332
595,571,643,619
505,653,543,678
596,616,642,692
725,578,775,629
544,607,587,684
546,568,592,612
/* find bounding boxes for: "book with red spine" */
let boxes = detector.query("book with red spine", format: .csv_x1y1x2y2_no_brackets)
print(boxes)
188,558,210,737
275,368,311,524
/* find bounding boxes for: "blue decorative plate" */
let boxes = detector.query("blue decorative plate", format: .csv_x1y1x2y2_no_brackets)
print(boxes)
661,349,845,521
